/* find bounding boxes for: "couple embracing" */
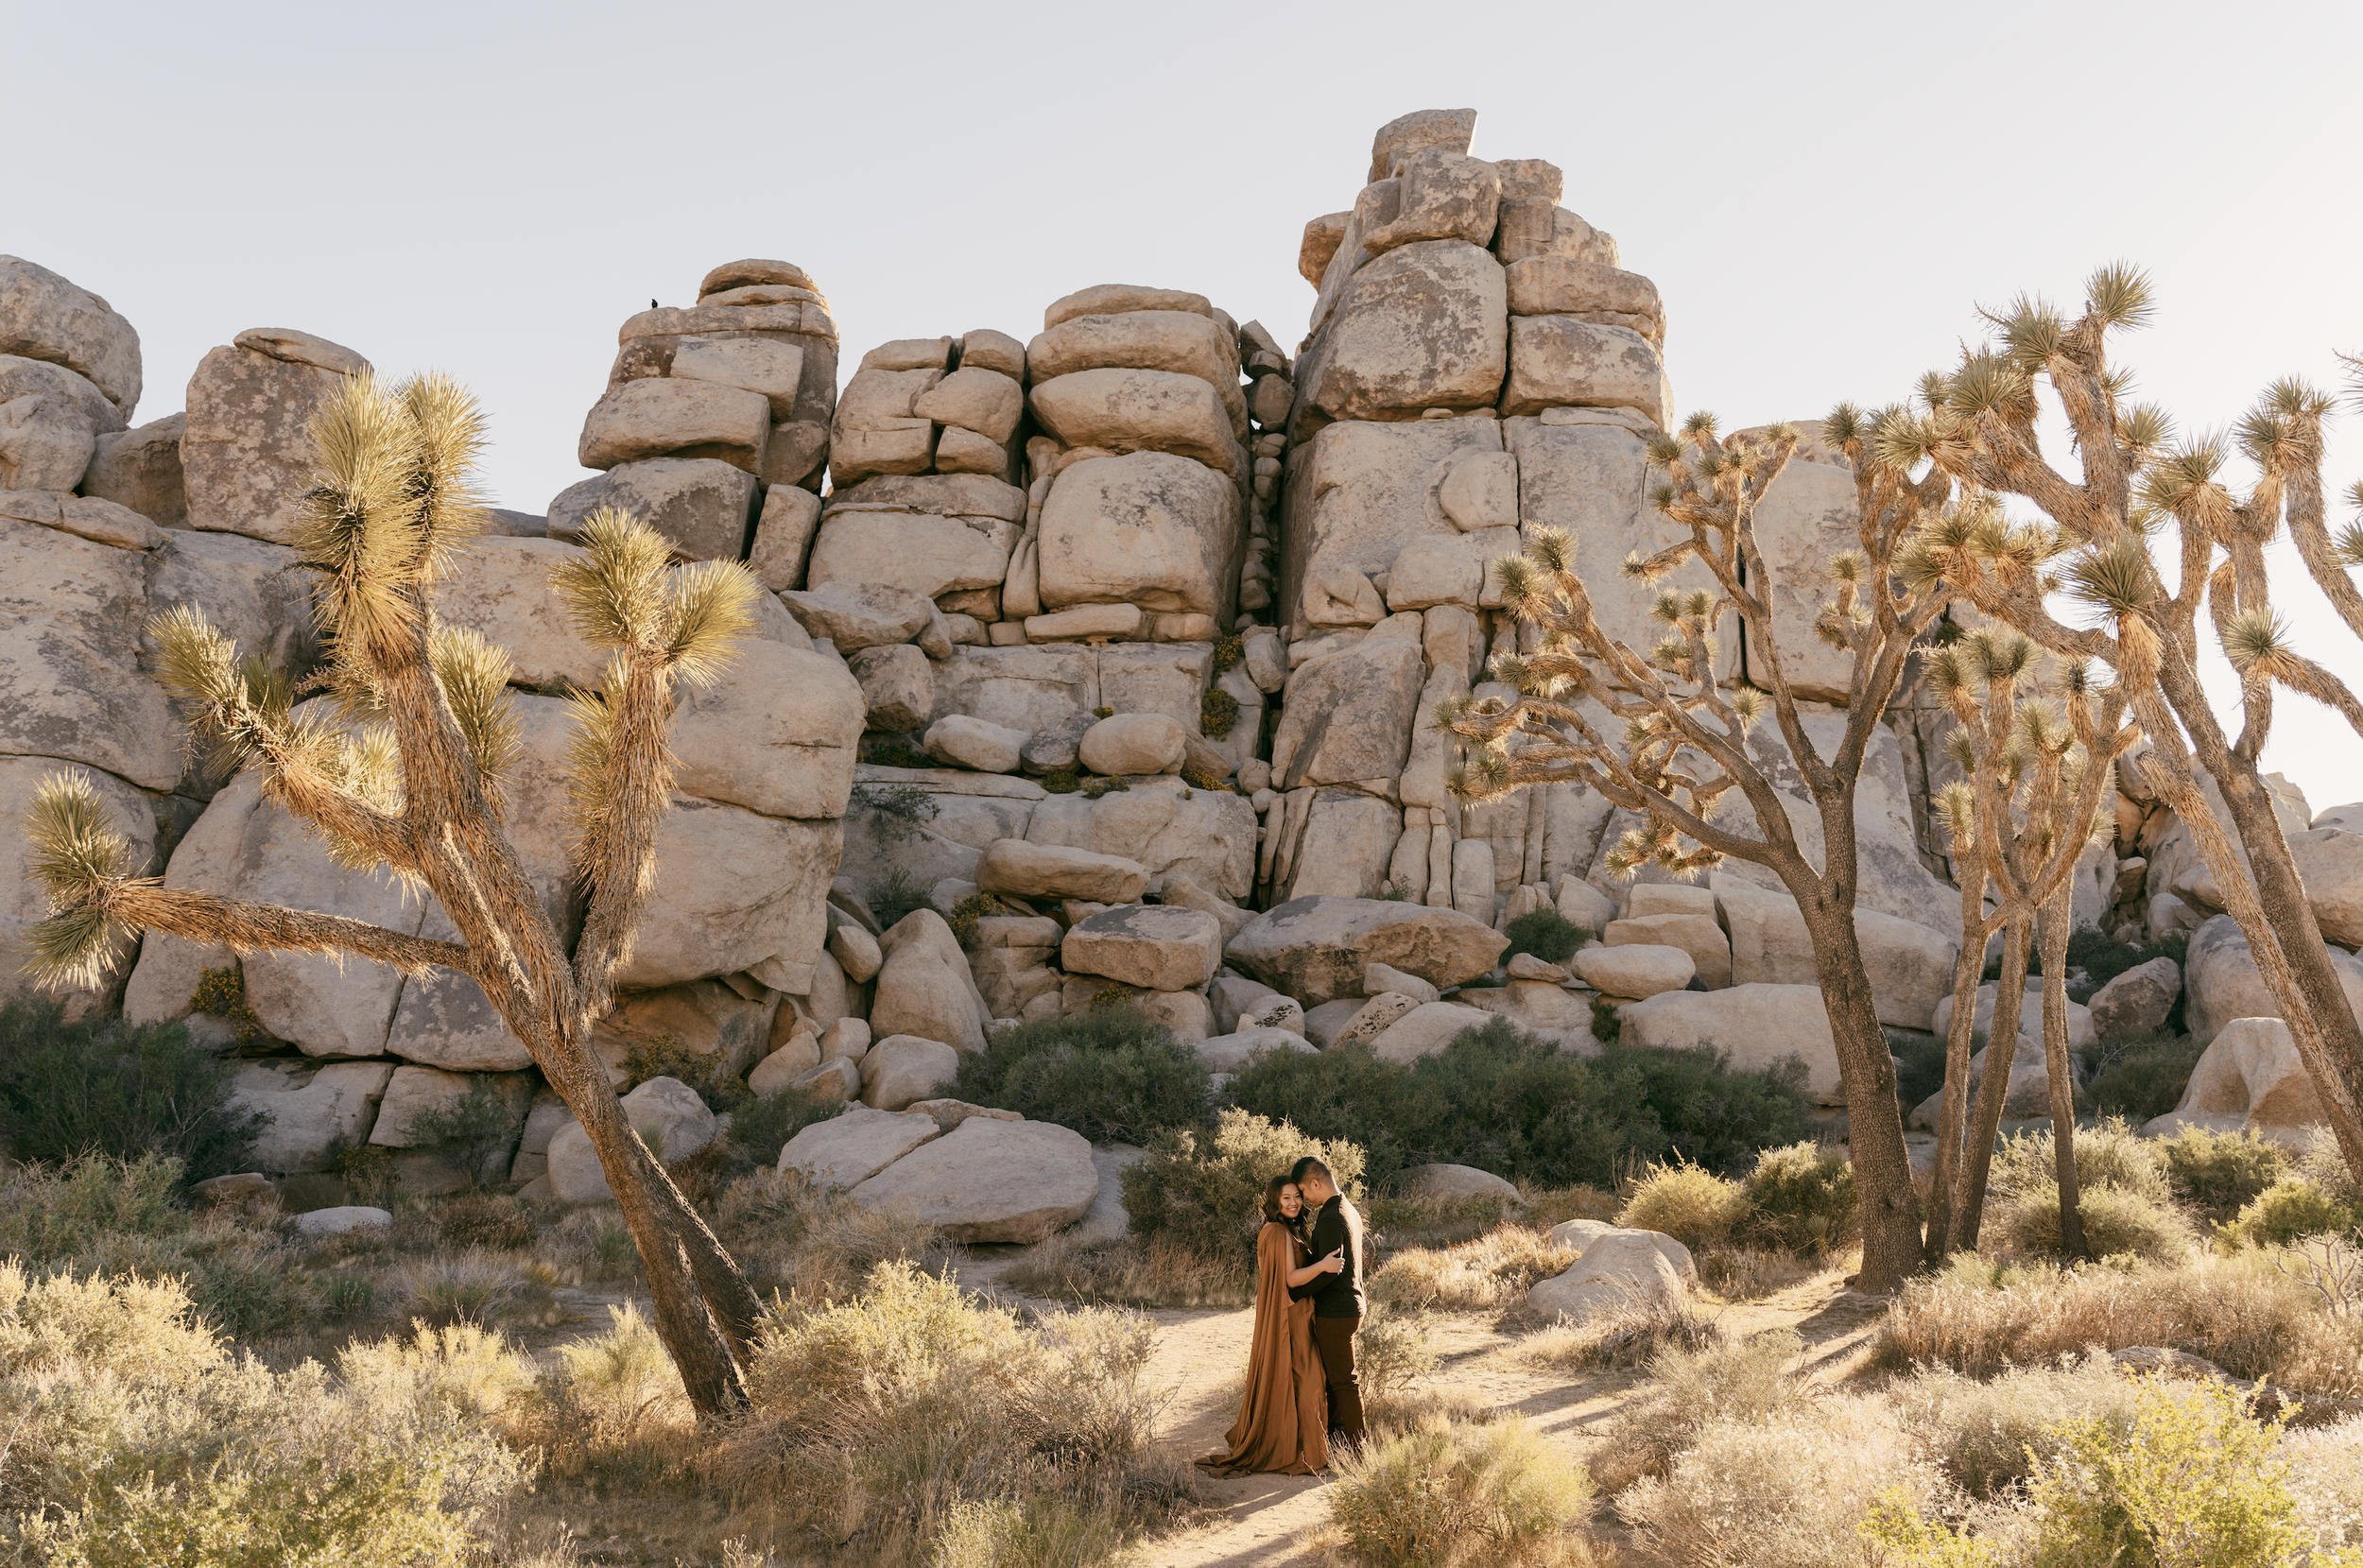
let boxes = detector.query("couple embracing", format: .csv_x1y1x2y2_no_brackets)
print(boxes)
1199,1157,1365,1477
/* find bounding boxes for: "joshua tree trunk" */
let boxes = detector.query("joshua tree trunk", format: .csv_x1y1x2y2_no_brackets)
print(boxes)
1925,860,1992,1264
2037,884,2088,1261
1953,916,2031,1253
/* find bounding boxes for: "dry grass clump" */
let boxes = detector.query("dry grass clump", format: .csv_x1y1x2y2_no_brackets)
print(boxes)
1318,1412,1597,1568
1614,1162,1751,1250
1588,1329,1806,1492
707,1165,959,1302
1371,1224,1577,1311
1001,1233,1251,1308
1871,1250,2363,1398
716,1261,1192,1564
1614,1393,1942,1568
1523,1291,1722,1373
1884,1356,2151,1498
0,1262,522,1564
1982,1117,2199,1265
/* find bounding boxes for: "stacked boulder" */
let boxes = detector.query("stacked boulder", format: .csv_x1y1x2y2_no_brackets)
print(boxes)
554,259,839,562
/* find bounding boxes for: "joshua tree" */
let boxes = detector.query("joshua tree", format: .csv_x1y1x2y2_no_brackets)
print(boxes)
1923,629,2135,1260
1887,266,2363,1181
1443,411,1960,1292
21,373,767,1415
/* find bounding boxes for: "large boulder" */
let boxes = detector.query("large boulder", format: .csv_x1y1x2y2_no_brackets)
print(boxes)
1526,1230,1685,1320
2288,827,2363,948
428,536,608,689
2183,913,2363,1044
0,356,112,491
0,515,183,792
848,1116,1099,1242
181,329,368,544
669,640,864,819
1226,896,1509,1006
2089,956,2182,1041
612,801,841,995
545,457,756,561
975,838,1148,904
0,256,142,415
1078,713,1187,776
807,509,1018,600
1277,417,1504,641
1368,1001,1494,1062
547,1077,718,1203
80,412,187,526
1406,1163,1522,1204
1196,1026,1318,1073
227,1060,394,1174
1028,369,1241,476
778,580,936,650
869,908,990,1054
1270,636,1426,790
1027,312,1244,426
1605,912,1732,991
578,377,771,473
1545,1220,1698,1285
2143,1017,2327,1148
1716,883,1957,1030
1620,985,1844,1104
860,1035,963,1111
1931,983,2096,1054
1036,451,1241,617
1296,240,1508,423
777,1105,941,1188
1499,318,1671,427
1061,905,1222,991
1570,942,1694,999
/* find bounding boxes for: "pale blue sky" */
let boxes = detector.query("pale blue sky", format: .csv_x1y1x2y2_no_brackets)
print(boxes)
14,0,2362,810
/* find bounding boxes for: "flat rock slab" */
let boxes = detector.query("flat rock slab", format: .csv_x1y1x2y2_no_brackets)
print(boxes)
1061,904,1222,991
1226,895,1509,1006
850,1117,1099,1243
779,1105,940,1188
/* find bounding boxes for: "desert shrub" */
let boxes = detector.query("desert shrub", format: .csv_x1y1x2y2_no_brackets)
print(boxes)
434,1191,535,1249
405,1073,522,1188
1199,686,1239,737
2239,1177,2363,1247
1991,1115,2172,1206
1591,1328,1805,1492
0,992,267,1181
1522,1292,1721,1372
1617,1162,1750,1251
1229,1020,1806,1190
1739,1143,1856,1254
1864,1375,2333,1567
1889,1027,1949,1111
2082,1029,2205,1122
1502,907,1590,964
0,1263,521,1563
871,864,928,930
1123,1108,1365,1271
2156,1123,2294,1224
1356,1301,1442,1406
720,1263,1192,1561
2297,1126,2363,1209
1990,1180,2197,1263
1001,1233,1251,1309
1888,1357,2155,1503
1370,1226,1576,1311
1617,1395,1940,1568
336,1318,537,1431
708,1166,954,1303
1324,1414,1590,1567
1870,1249,2363,1393
395,1248,550,1328
721,1083,838,1172
952,1006,1210,1143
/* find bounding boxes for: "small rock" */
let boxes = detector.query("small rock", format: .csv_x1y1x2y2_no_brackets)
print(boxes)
1506,952,1569,982
819,1017,873,1062
192,1172,275,1207
1078,713,1188,776
860,1035,962,1111
1333,991,1420,1048
294,1206,392,1238
1570,943,1695,999
1196,1026,1318,1073
748,1033,820,1094
827,921,884,983
1363,962,1440,1006
793,1057,862,1106
923,715,1026,774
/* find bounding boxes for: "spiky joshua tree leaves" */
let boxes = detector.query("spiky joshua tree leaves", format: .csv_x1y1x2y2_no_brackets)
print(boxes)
1440,410,1963,1292
1889,265,2363,1183
21,372,769,1416
1924,633,2137,1262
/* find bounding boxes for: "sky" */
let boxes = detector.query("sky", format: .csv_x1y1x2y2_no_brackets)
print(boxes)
13,0,2363,810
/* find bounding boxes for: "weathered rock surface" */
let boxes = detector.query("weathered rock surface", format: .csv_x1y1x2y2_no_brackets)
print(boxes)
1196,1026,1318,1073
1406,1163,1521,1203
579,377,770,473
1298,240,1507,423
1606,912,1732,991
2089,956,2182,1041
2182,913,2363,1044
860,1034,963,1111
1367,1000,1493,1062
2144,1017,2327,1147
229,1060,394,1174
1037,451,1240,617
778,1105,940,1187
781,580,936,650
1499,318,1670,427
1270,637,1425,789
1571,942,1695,998
546,457,755,561
1078,713,1187,776
614,801,840,995
1030,369,1242,476
848,1117,1099,1242
0,256,142,414
1620,985,1845,1104
1527,1230,1685,1319
1061,905,1222,991
1716,883,1957,1028
870,908,990,1055
181,330,368,544
1228,896,1509,1006
548,1077,718,1203
975,838,1149,904
671,640,865,818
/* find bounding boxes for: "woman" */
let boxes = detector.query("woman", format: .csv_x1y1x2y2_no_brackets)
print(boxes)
1199,1176,1344,1475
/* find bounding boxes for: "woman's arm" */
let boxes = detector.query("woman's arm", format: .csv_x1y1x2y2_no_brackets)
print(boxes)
1285,1239,1345,1289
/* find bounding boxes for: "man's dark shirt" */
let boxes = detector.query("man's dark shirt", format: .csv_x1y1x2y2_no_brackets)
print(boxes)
1287,1195,1365,1318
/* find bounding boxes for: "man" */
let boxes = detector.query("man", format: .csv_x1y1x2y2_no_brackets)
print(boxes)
1286,1155,1365,1452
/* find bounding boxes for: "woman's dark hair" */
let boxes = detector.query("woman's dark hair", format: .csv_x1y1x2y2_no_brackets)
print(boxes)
1259,1175,1299,1226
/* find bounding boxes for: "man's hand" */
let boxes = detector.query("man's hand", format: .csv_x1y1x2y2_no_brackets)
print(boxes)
1319,1248,1344,1275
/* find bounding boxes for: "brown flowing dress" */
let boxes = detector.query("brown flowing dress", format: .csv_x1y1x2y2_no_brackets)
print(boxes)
1199,1221,1329,1475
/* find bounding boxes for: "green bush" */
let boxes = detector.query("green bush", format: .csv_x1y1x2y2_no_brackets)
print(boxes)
1739,1143,1856,1254
2156,1125,2293,1224
0,993,267,1182
1617,1163,1751,1250
2237,1177,2363,1246
2295,1126,2363,1209
1199,687,1239,738
1325,1414,1590,1568
2081,1029,2205,1121
724,1084,839,1170
1501,907,1589,964
1991,1116,2173,1208
1228,1017,1806,1191
1123,1108,1364,1266
1991,1180,2196,1263
405,1074,520,1189
953,1007,1210,1144
1887,1027,1948,1111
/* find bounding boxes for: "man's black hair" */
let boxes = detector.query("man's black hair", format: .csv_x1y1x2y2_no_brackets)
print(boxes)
1290,1156,1333,1188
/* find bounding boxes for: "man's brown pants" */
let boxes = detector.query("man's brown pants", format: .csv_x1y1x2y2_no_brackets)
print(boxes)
1309,1315,1365,1450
